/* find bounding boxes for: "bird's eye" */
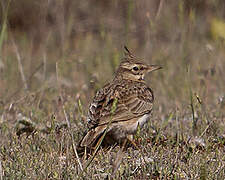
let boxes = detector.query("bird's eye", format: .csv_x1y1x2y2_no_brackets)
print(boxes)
133,66,139,71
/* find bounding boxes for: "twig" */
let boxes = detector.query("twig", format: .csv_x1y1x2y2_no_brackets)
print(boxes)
0,159,3,180
63,107,83,171
56,62,60,92
56,62,83,171
199,120,214,138
155,0,164,20
0,0,11,70
37,52,47,108
42,52,47,82
190,87,197,136
11,37,28,91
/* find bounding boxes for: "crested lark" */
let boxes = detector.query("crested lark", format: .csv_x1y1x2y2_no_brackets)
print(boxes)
80,46,162,149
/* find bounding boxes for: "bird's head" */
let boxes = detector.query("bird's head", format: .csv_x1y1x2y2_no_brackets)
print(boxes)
116,46,162,81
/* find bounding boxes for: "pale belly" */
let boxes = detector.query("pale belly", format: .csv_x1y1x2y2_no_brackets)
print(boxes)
125,113,151,134
104,113,151,142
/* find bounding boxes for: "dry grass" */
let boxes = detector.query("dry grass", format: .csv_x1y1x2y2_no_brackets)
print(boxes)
0,0,225,179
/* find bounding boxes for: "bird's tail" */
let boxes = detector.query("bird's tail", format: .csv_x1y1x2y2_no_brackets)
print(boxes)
77,125,107,154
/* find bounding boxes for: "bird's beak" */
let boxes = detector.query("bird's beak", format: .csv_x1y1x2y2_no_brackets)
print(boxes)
147,65,162,73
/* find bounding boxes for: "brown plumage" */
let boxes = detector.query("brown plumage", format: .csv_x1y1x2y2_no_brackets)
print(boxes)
79,46,162,150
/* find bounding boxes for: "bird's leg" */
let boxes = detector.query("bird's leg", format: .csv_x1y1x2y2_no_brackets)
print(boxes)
126,135,140,150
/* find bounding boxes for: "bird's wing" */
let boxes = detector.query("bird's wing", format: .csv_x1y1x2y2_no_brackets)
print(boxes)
80,82,113,147
81,80,154,146
80,81,154,147
88,82,154,126
107,83,154,123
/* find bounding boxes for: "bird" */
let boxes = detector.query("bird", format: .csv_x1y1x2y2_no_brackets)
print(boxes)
79,46,162,151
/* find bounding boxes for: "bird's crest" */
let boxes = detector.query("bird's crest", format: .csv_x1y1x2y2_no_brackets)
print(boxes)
124,46,135,60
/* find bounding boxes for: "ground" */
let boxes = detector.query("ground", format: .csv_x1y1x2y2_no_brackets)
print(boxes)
0,0,225,179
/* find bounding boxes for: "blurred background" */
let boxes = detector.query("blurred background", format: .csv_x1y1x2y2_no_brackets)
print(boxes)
0,0,224,130
0,0,225,178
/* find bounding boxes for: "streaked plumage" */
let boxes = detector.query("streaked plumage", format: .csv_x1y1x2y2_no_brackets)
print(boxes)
80,46,161,149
